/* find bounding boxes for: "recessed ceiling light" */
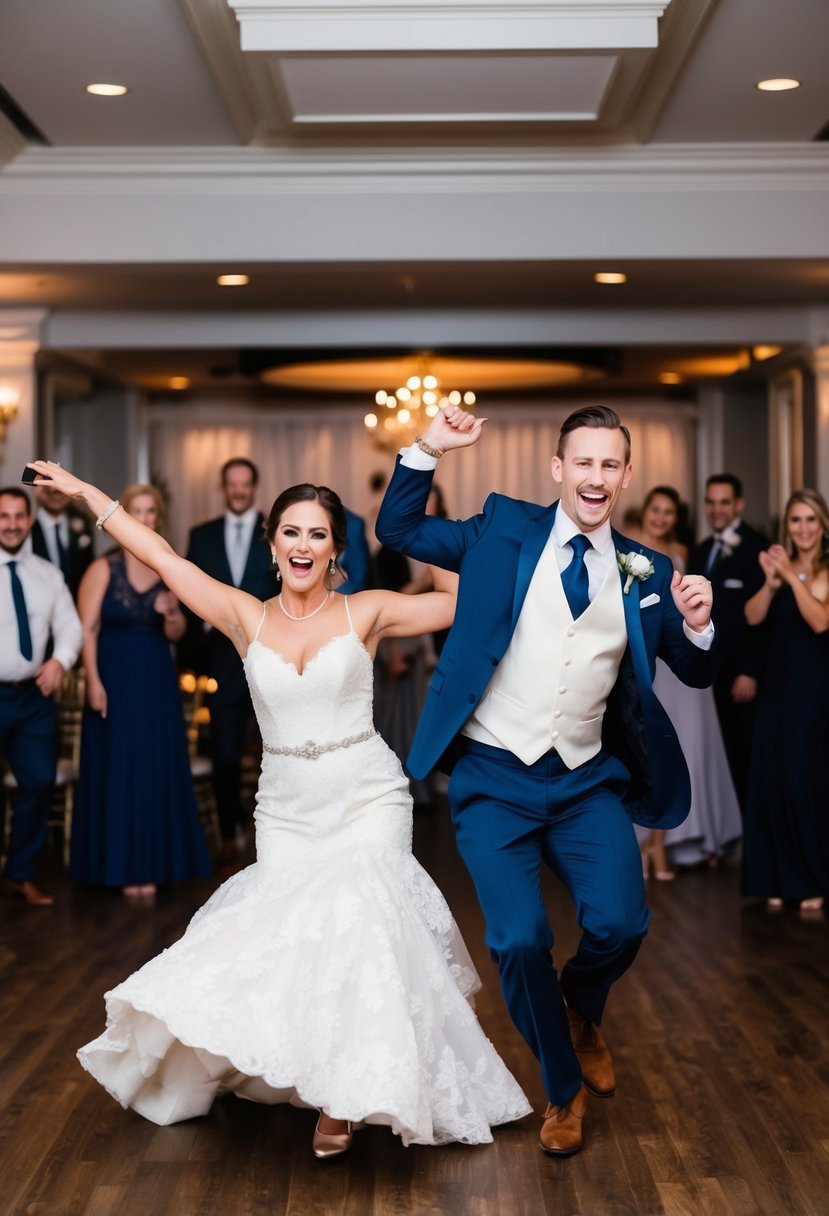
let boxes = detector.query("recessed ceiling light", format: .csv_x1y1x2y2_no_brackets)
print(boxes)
169,376,190,390
85,83,129,97
217,274,250,287
756,78,800,92
660,372,682,384
594,272,627,285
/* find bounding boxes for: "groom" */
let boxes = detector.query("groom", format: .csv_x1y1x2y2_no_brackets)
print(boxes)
376,404,716,1156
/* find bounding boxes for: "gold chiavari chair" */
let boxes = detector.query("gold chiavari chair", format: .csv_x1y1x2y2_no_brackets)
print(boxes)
179,671,220,848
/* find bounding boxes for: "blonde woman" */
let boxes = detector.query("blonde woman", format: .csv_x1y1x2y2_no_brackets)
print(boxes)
743,489,829,913
70,483,211,896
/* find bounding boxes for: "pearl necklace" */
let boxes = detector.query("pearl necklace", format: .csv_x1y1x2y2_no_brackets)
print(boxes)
278,589,332,621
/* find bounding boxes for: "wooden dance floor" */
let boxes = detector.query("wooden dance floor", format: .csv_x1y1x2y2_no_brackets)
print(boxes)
1,804,827,1216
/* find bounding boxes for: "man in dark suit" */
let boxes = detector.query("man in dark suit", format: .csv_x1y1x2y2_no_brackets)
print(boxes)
185,458,275,874
377,404,716,1157
30,482,94,599
689,473,767,812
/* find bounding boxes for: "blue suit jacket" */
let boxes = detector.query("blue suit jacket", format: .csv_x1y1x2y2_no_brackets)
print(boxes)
376,459,717,829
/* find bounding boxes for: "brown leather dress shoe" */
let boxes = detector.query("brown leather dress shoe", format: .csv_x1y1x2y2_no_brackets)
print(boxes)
567,1006,615,1097
1,877,54,906
539,1084,588,1157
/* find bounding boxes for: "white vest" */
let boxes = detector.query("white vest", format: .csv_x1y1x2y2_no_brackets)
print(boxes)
465,535,628,767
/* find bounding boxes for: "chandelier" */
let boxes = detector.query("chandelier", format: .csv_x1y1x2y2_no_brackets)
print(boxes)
364,366,476,450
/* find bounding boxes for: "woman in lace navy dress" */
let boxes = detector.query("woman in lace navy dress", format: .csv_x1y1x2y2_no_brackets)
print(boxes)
70,484,211,896
29,458,530,1159
743,489,829,913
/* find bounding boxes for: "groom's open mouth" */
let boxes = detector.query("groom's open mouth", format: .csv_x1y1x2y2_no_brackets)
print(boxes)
579,489,609,510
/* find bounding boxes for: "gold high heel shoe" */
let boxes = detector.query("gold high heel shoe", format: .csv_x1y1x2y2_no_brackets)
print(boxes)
312,1113,353,1160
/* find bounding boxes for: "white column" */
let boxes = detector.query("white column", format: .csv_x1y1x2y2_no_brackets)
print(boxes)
0,310,47,480
812,347,829,500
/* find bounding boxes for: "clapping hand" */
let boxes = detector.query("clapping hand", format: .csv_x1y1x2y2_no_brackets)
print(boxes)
759,546,787,588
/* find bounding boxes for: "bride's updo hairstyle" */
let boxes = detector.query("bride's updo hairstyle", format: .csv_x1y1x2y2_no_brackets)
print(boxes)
264,483,348,586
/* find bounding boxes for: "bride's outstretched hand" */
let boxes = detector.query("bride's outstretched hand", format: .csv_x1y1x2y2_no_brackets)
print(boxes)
27,460,89,501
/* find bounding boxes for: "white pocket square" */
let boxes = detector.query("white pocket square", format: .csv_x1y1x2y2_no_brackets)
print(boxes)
723,578,744,589
640,593,661,608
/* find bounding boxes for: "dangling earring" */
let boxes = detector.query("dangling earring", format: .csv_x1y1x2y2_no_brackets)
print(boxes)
272,554,281,581
329,558,337,575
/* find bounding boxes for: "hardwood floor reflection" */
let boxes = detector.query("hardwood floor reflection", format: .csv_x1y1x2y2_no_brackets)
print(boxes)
1,806,827,1216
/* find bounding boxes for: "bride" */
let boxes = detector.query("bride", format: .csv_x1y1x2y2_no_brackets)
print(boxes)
28,460,531,1157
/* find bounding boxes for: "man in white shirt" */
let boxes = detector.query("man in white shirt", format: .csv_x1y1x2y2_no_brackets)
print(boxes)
0,487,82,905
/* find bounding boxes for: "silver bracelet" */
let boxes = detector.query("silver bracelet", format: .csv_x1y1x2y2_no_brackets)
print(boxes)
95,499,121,530
414,436,444,459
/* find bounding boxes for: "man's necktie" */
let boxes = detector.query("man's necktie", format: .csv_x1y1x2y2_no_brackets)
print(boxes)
705,537,722,575
7,561,33,660
561,534,593,619
54,520,68,577
231,521,246,586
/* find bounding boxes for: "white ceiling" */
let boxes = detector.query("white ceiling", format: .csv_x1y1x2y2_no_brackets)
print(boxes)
0,0,827,393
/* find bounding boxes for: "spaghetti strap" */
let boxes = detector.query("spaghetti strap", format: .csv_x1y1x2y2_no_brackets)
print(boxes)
343,595,355,634
253,601,268,643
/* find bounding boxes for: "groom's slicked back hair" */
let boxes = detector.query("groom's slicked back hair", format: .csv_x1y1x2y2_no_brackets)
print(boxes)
557,406,631,464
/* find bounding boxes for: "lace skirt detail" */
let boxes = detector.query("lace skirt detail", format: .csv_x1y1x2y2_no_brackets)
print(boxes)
78,798,531,1143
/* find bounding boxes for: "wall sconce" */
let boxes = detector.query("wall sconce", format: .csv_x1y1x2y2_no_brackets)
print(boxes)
0,386,20,459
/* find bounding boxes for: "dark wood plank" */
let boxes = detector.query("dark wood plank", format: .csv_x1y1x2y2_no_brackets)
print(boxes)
1,810,827,1216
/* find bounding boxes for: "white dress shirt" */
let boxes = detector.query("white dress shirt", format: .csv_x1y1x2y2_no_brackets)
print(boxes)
36,507,69,568
0,549,82,681
224,508,258,587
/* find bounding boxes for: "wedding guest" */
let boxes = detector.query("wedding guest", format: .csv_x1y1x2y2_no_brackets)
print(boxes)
629,487,741,875
30,480,94,599
689,474,767,811
377,404,716,1157
185,458,274,876
0,487,82,906
28,459,530,1156
743,489,829,913
70,484,211,896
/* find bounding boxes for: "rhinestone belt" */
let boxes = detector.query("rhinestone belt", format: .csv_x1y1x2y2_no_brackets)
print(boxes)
262,728,377,760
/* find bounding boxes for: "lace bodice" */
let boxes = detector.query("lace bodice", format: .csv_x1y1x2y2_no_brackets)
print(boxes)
243,606,374,752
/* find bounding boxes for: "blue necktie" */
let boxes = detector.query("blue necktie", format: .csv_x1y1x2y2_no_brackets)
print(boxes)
561,534,593,619
7,561,33,660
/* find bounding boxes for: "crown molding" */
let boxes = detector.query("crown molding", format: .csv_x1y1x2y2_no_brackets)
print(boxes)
2,143,827,191
227,1,670,52
176,0,262,143
629,0,717,142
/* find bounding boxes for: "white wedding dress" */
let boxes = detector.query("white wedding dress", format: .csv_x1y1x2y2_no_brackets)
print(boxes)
77,599,531,1145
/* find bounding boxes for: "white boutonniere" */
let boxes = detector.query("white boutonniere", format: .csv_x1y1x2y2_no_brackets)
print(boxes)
76,534,92,549
616,550,655,595
718,526,742,559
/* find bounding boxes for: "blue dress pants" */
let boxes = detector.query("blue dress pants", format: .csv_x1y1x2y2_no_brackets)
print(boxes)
448,739,650,1107
0,682,57,882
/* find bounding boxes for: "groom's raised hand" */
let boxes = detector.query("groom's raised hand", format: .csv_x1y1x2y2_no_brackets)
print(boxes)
421,404,487,453
670,569,713,633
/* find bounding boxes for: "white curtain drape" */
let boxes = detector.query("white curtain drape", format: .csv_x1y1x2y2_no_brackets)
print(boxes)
147,398,697,552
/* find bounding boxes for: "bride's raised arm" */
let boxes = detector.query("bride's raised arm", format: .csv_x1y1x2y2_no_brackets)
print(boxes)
27,461,260,649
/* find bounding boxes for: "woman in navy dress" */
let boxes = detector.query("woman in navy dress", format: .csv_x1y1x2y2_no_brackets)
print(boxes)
743,489,829,913
70,484,211,896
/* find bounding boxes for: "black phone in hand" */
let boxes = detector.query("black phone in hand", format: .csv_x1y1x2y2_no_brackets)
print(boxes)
21,466,38,484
